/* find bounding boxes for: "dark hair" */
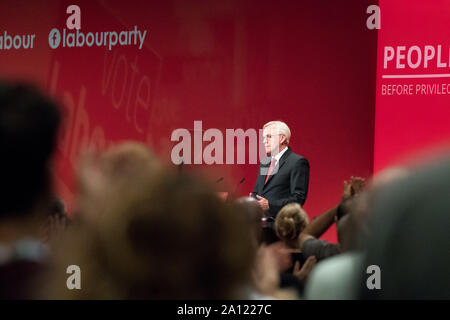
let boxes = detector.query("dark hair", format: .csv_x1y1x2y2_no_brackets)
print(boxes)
233,197,264,245
0,82,60,219
49,196,66,219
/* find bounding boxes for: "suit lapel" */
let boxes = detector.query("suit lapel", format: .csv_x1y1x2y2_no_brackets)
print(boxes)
263,147,291,189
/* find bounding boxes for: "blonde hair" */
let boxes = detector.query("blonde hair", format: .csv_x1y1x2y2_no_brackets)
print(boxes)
275,203,309,248
263,121,291,144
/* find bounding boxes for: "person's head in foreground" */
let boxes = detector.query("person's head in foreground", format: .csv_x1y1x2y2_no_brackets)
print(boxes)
74,141,161,226
358,159,450,299
274,203,309,249
41,165,255,299
0,81,60,224
0,82,60,299
233,196,264,246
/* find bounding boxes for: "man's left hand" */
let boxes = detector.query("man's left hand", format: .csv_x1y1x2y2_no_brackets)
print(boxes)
256,195,270,211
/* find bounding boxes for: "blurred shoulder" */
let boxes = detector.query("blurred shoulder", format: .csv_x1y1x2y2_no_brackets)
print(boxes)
304,252,364,300
287,149,308,164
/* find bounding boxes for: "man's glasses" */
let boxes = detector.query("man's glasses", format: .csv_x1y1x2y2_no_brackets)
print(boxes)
262,133,281,141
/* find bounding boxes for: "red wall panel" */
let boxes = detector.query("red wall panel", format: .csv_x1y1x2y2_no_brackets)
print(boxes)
0,0,377,243
375,0,450,172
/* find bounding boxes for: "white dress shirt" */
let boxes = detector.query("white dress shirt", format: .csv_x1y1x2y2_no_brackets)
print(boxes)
271,146,289,167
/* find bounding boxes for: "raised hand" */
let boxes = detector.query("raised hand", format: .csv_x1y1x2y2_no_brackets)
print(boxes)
350,176,365,195
342,180,352,201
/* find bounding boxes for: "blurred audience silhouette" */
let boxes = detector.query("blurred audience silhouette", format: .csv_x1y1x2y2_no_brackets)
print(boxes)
0,82,60,299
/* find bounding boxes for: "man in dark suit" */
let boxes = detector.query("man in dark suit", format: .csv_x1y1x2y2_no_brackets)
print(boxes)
251,121,309,241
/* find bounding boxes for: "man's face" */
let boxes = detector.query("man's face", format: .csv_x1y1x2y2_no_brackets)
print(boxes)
263,124,285,156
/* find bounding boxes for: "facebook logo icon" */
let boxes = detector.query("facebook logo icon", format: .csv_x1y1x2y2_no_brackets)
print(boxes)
48,28,61,49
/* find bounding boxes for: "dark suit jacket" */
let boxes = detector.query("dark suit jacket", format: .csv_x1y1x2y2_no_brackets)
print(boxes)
252,147,309,219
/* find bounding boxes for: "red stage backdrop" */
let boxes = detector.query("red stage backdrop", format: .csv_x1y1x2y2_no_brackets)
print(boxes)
375,0,450,172
0,0,378,243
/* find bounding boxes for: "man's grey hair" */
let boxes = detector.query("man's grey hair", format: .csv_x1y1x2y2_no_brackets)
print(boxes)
263,121,291,144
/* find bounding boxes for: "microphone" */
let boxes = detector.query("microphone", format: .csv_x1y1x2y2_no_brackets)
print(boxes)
231,177,246,202
216,177,224,183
